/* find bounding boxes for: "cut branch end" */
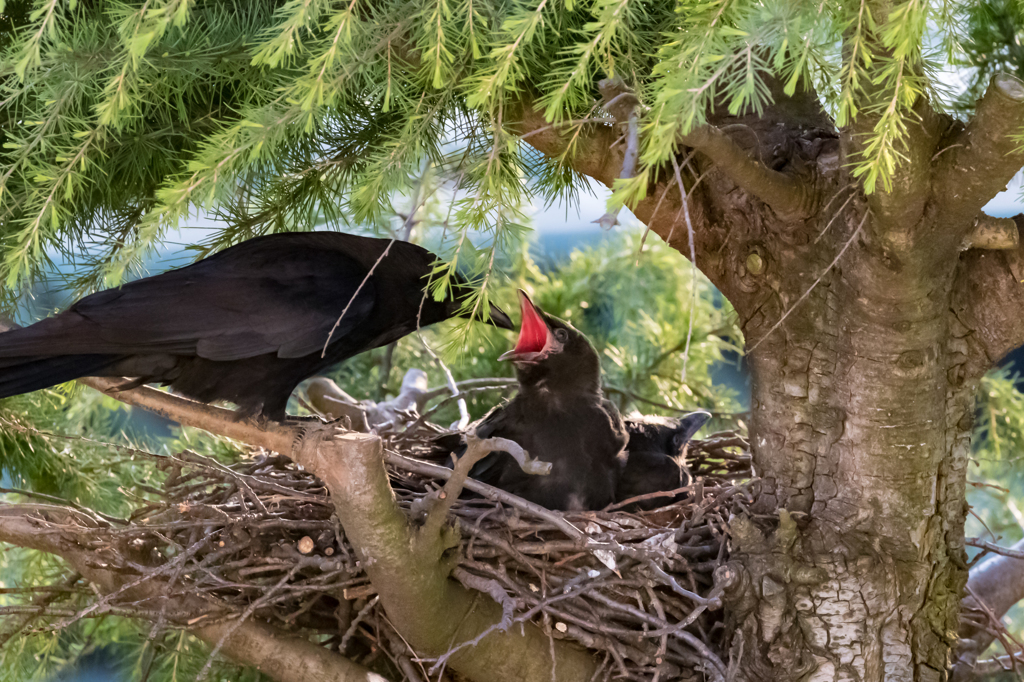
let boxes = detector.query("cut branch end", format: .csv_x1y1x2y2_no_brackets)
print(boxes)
965,215,1020,251
991,72,1024,103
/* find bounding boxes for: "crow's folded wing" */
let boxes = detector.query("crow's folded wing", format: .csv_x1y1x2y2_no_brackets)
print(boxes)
0,245,376,361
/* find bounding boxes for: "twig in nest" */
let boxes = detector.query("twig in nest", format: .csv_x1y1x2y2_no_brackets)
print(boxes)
398,381,515,438
143,528,199,662
452,567,515,630
430,568,610,674
0,487,122,526
53,536,212,633
3,411,755,682
196,561,310,681
385,450,587,542
341,595,380,654
419,430,548,539
644,560,710,608
603,485,695,513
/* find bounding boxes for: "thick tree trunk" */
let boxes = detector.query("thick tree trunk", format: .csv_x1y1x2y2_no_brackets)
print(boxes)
521,77,1024,679
726,232,975,681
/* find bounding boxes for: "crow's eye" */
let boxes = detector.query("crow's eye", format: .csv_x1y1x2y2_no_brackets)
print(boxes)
554,328,568,343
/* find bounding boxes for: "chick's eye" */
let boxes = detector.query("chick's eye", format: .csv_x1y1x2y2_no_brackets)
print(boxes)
554,328,568,343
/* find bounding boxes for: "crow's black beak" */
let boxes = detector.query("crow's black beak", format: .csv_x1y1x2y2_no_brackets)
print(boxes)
673,411,712,447
448,279,514,329
486,302,515,330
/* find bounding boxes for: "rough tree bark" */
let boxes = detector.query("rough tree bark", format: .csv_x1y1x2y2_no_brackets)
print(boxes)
519,71,1024,680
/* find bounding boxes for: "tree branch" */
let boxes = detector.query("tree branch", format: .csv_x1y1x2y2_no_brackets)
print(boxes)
966,539,1024,560
965,539,1024,638
972,654,1024,677
963,215,1020,251
677,125,817,220
934,73,1024,234
0,504,383,682
952,214,1024,378
512,98,816,222
953,539,1024,680
80,377,300,452
300,429,599,682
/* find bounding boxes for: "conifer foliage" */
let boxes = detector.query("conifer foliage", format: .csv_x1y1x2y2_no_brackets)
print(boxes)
0,0,957,302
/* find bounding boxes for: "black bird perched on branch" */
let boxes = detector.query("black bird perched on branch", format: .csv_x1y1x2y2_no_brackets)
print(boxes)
433,290,627,511
0,232,513,420
615,412,711,511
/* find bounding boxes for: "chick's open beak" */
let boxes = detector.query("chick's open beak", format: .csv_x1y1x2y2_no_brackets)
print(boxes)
499,290,554,363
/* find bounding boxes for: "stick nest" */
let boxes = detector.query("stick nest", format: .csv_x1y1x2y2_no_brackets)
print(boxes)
73,422,756,681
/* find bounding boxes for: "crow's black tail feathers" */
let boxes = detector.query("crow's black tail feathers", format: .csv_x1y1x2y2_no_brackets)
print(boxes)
0,354,119,400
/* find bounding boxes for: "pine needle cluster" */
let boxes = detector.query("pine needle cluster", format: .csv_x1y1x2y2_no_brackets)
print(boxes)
0,0,980,316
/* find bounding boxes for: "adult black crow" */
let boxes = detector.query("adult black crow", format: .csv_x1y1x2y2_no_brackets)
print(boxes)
0,232,513,420
433,291,627,511
615,411,711,511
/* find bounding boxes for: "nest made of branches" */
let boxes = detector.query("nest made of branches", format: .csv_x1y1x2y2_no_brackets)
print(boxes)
60,423,757,682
